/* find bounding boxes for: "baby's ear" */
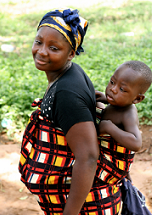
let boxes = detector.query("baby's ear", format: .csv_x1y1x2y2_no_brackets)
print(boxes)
133,94,145,104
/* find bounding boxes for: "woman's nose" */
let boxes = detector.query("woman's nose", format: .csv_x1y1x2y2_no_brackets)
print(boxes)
38,45,48,56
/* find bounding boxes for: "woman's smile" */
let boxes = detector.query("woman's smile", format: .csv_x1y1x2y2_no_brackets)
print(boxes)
35,57,48,65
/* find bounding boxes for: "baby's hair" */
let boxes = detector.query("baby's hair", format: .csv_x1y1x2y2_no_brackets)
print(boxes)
123,60,152,93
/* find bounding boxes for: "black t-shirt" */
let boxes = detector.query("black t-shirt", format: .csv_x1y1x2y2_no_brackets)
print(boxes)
41,62,96,135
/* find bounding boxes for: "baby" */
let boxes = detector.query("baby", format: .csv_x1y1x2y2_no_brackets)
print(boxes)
95,60,152,184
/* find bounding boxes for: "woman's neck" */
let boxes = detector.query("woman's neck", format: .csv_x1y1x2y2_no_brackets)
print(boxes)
45,61,72,84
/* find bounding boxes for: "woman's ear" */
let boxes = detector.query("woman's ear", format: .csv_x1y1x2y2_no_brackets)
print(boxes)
133,94,145,104
68,49,75,61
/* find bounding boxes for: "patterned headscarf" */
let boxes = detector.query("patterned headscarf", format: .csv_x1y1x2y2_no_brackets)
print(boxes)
37,9,88,55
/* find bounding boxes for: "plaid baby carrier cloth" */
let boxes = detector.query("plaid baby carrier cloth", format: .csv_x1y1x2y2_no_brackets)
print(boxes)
19,99,122,215
96,107,135,185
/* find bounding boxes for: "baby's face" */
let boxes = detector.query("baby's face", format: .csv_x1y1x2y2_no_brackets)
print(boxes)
105,65,142,107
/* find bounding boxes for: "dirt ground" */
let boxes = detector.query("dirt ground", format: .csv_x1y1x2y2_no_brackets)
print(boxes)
0,124,152,215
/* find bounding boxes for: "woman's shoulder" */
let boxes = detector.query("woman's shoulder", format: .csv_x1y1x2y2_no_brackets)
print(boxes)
58,62,94,90
69,62,87,77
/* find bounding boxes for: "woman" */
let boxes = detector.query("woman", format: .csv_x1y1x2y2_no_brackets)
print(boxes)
19,9,121,215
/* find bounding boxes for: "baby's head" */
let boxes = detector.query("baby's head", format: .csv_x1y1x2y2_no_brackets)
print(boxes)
106,60,152,107
121,61,152,94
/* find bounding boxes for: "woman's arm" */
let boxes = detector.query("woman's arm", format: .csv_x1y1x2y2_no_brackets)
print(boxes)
63,121,99,215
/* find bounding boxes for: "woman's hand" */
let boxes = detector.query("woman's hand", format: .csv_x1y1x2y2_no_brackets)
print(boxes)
126,172,132,182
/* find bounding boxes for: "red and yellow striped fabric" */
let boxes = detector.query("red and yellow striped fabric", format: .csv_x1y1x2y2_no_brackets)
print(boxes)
96,107,135,185
19,99,122,215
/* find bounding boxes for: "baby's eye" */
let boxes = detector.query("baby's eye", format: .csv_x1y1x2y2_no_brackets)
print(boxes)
120,87,126,92
110,80,114,85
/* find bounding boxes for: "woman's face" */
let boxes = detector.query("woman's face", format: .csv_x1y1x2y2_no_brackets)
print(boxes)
32,26,75,73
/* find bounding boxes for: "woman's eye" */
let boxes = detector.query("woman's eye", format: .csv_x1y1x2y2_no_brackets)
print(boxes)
50,46,58,51
35,40,41,45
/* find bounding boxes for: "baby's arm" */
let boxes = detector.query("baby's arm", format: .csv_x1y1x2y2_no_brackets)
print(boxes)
98,106,142,152
95,90,108,109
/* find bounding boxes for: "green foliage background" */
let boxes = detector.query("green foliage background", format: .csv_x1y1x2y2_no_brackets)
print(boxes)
0,0,152,133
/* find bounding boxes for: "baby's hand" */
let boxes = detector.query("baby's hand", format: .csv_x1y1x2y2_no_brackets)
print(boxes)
95,90,108,104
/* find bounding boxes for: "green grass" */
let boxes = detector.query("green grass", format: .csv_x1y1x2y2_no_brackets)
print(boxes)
0,0,152,134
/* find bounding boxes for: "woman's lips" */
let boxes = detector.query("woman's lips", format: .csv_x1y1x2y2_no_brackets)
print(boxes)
36,58,47,65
